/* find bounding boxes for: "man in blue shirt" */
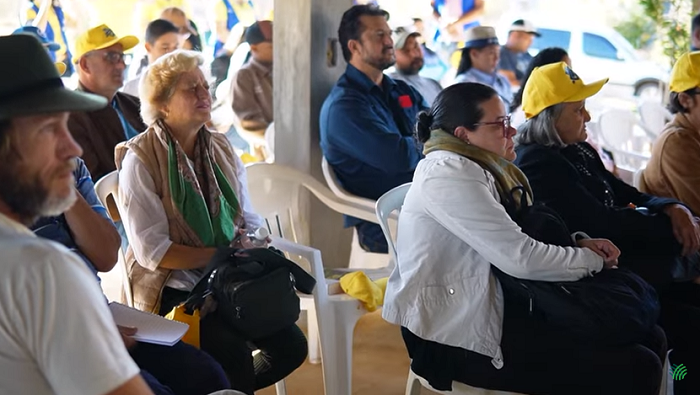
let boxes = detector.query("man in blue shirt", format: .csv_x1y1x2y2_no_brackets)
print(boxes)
32,158,120,281
320,4,426,253
498,20,540,87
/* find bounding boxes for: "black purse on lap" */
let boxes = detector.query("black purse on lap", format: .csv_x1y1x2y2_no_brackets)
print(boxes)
493,186,660,346
185,247,316,340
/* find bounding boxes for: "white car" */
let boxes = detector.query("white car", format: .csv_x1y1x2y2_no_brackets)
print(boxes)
502,23,669,100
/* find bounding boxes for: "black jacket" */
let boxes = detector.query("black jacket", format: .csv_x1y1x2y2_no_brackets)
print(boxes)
514,142,681,257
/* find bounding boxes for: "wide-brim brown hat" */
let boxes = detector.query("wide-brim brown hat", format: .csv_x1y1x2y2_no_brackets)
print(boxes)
0,35,107,121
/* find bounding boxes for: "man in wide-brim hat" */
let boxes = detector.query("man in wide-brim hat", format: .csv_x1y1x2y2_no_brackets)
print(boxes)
0,34,154,394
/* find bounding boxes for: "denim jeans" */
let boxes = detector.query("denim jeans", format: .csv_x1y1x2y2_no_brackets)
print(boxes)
355,221,389,254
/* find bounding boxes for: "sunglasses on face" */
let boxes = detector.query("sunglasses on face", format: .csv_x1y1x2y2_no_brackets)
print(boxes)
100,51,126,64
473,115,512,137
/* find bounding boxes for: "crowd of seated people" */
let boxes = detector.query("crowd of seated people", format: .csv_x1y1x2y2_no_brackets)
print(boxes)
0,3,299,394
383,81,666,395
5,1,700,395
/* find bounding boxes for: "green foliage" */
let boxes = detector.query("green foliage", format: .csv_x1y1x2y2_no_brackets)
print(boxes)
615,12,657,49
639,0,692,67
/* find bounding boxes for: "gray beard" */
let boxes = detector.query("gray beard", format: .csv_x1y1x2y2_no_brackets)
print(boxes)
0,164,77,226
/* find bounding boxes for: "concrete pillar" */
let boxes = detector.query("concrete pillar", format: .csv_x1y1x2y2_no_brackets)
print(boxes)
273,0,355,267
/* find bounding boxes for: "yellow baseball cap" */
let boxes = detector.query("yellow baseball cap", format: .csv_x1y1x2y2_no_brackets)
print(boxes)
55,62,66,76
73,24,139,63
523,62,608,119
669,52,700,93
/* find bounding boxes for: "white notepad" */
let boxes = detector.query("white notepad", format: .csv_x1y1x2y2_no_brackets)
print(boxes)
108,302,189,346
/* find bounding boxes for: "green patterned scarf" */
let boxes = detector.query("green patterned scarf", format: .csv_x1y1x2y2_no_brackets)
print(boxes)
423,129,533,208
163,120,240,247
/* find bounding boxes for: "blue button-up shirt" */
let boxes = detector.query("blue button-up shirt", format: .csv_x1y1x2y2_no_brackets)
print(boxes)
454,68,513,108
112,99,140,140
31,158,114,281
320,64,426,227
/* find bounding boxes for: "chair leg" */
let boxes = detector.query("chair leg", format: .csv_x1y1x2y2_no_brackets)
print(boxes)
317,301,365,395
306,302,321,364
275,379,287,395
405,368,422,395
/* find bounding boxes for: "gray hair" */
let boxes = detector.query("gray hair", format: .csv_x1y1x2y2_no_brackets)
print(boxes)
139,50,205,125
514,103,566,148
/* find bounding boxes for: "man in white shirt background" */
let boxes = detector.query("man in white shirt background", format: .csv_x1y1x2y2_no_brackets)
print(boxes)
389,24,443,105
0,34,150,395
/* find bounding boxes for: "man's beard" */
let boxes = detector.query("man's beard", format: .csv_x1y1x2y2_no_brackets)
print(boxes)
364,49,396,71
0,159,77,226
397,58,424,75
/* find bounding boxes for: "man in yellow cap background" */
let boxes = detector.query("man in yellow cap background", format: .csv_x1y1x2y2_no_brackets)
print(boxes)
68,24,146,181
643,51,700,217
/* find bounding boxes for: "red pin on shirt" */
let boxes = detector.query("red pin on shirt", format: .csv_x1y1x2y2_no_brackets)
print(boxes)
398,94,413,108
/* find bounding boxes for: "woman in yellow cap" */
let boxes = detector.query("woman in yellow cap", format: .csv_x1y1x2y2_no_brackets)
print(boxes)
382,82,669,395
644,52,700,217
514,61,700,395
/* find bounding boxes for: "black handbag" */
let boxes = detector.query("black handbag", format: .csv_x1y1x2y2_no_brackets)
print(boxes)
185,246,316,340
494,186,660,346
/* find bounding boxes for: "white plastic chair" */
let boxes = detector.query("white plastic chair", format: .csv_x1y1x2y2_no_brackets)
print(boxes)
245,162,392,395
96,171,289,395
375,183,411,263
633,166,648,191
406,369,528,395
597,109,652,163
638,101,672,139
94,171,134,307
321,156,393,270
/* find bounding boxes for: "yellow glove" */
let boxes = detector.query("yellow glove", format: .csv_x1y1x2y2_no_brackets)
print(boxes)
339,271,388,312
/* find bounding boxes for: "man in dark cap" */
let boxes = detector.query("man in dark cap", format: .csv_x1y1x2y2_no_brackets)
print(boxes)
231,20,274,132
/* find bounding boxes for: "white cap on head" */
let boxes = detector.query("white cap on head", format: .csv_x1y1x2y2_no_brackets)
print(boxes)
392,25,420,50
509,19,540,37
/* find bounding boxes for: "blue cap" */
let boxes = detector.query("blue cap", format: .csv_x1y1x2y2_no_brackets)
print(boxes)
12,26,60,52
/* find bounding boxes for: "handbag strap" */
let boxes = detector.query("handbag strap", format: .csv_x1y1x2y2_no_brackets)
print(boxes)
182,246,319,312
183,247,239,312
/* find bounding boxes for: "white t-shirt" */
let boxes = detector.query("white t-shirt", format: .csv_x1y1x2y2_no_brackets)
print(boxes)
0,213,140,395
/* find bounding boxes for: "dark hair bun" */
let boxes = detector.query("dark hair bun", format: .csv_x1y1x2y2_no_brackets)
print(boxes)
414,111,434,143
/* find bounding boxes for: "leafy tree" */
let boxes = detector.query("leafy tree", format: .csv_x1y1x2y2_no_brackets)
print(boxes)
615,11,657,49
639,0,692,67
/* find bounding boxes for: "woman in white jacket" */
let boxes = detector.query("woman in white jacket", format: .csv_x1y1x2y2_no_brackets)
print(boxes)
382,82,667,395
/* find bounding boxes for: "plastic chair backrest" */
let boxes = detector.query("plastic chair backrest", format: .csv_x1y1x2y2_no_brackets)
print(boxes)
93,171,134,307
321,156,376,210
375,183,411,263
245,162,380,248
598,109,640,150
633,167,647,191
639,101,672,138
